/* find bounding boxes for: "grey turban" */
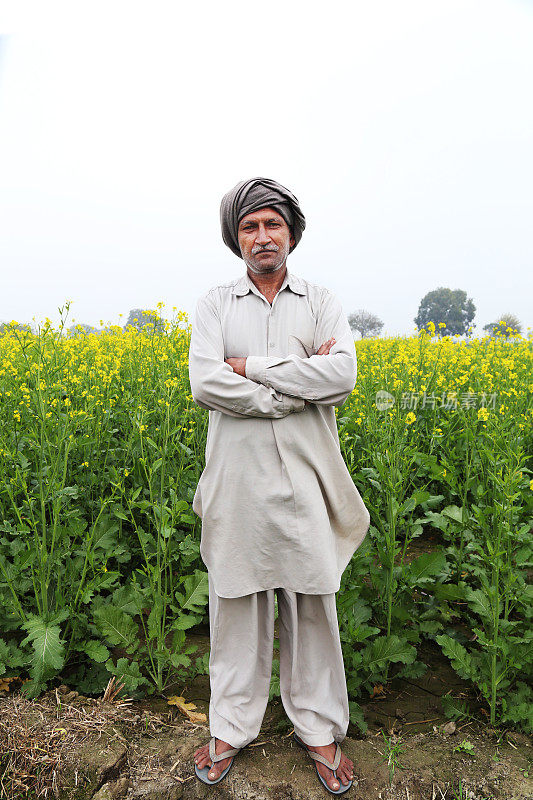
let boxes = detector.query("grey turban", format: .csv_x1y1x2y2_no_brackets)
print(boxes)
220,177,306,259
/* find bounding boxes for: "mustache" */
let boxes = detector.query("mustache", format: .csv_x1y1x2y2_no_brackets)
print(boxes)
251,244,279,255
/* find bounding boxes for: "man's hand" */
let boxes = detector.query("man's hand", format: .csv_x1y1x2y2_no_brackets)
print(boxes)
316,337,335,355
225,357,247,377
303,338,335,405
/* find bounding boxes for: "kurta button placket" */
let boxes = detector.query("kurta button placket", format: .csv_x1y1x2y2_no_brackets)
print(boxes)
268,304,275,352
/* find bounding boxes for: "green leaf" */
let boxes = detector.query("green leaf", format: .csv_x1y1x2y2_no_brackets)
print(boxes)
407,549,447,583
170,653,192,669
20,615,66,679
345,598,372,627
442,505,464,524
195,652,210,675
55,485,80,501
362,635,417,670
105,657,149,693
172,613,202,630
502,702,533,732
176,570,209,615
178,535,200,558
93,605,138,648
337,589,363,612
436,635,477,681
440,693,471,722
464,587,496,622
434,583,466,602
0,638,27,670
84,640,110,663
106,583,140,617
395,660,428,680
92,519,120,550
80,571,120,604
20,677,46,699
400,490,431,515
419,620,442,634
348,701,368,733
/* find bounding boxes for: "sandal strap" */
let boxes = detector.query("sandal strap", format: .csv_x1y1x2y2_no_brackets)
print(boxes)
209,736,241,763
306,743,341,771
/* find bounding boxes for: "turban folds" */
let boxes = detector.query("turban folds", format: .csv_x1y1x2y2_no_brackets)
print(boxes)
220,177,306,259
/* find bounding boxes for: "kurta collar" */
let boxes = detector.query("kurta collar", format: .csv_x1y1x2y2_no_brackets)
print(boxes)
231,268,306,297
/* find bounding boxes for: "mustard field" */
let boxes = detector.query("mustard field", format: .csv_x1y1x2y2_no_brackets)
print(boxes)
0,311,531,734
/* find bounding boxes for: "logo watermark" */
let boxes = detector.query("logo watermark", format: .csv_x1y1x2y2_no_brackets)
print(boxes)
375,390,396,411
375,390,499,411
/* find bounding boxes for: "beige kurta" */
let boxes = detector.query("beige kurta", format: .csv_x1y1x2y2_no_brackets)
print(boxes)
188,268,370,598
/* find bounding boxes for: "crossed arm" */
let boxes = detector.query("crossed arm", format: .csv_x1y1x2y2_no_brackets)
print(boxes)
225,334,336,385
188,290,357,419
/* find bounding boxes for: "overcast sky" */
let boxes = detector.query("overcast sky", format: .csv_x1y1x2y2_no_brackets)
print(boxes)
0,0,531,336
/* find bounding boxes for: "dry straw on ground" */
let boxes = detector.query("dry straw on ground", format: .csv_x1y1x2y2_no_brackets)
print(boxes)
0,677,175,800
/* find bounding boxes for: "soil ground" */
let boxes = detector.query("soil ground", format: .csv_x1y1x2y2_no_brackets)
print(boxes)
1,630,531,800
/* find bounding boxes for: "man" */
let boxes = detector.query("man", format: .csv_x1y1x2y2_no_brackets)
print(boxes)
189,177,370,794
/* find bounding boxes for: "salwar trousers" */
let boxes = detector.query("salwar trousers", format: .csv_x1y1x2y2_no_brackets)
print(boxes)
207,573,350,749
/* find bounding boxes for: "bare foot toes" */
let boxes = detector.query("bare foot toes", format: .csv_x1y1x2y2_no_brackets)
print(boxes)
194,743,210,770
194,738,236,781
305,741,352,790
337,752,354,785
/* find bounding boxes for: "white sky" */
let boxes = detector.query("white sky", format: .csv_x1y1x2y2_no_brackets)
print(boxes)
0,0,531,336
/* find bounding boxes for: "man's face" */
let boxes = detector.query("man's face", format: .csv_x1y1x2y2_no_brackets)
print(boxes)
237,207,295,275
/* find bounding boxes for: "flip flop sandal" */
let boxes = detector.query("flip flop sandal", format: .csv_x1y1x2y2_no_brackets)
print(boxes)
293,732,353,795
194,736,244,785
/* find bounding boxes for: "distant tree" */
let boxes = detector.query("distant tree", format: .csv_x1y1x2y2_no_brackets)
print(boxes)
415,287,475,337
124,308,165,334
0,321,33,335
348,309,384,339
67,323,101,337
483,313,522,338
